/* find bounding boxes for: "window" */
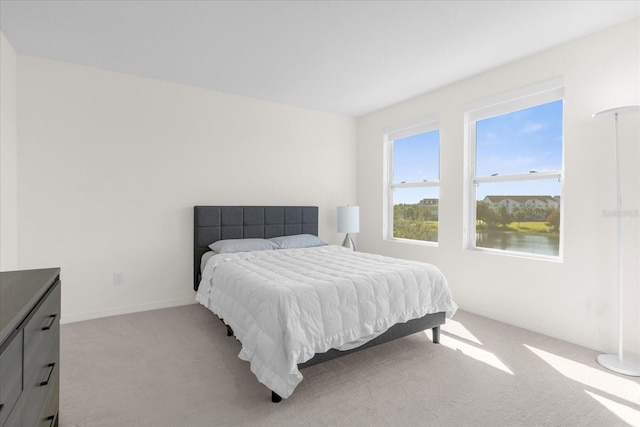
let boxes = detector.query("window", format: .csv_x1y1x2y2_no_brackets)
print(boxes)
466,79,564,258
384,119,439,243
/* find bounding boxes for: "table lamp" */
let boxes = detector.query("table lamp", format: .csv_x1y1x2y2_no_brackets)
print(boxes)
337,205,359,251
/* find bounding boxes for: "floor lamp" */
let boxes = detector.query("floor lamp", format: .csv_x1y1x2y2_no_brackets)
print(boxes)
592,104,640,376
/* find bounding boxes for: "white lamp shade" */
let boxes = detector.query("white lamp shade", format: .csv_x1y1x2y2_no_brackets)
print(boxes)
337,206,360,233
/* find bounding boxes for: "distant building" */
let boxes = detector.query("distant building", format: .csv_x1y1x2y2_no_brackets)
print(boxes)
482,195,559,219
418,198,438,216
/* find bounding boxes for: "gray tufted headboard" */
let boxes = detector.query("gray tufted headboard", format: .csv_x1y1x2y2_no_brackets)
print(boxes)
193,206,319,290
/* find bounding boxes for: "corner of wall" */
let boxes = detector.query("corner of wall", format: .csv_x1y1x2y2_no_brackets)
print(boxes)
0,32,19,271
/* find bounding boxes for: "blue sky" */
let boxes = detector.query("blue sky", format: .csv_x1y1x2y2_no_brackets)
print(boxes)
393,130,440,183
393,100,563,204
476,100,563,177
393,130,440,205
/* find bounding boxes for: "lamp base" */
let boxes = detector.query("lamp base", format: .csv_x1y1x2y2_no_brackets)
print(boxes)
342,233,356,251
597,353,640,376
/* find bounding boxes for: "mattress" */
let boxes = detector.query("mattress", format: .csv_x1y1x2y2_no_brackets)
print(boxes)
196,245,457,399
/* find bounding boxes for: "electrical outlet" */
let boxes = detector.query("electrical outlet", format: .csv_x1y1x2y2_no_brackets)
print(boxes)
113,272,124,285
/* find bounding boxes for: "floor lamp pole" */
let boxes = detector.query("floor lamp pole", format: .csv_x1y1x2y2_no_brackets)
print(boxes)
593,105,640,376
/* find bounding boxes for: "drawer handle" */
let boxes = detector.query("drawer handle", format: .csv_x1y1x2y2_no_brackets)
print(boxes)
44,415,55,427
42,314,57,330
40,363,55,386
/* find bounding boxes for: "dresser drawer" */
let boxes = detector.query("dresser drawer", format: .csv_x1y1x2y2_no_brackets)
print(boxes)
2,394,22,427
39,360,59,427
23,282,60,387
21,339,59,427
0,330,23,427
0,269,60,427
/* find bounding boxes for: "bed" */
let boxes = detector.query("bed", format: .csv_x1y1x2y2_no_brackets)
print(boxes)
193,205,457,402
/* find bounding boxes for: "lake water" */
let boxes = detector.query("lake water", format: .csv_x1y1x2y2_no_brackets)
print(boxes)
476,231,559,256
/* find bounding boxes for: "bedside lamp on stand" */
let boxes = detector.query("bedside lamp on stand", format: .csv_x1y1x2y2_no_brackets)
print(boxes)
337,205,359,251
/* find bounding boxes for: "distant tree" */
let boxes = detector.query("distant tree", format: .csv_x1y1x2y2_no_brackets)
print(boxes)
514,209,526,227
523,206,536,221
546,208,560,231
533,207,548,221
497,206,512,228
404,205,416,220
476,201,497,227
393,203,438,241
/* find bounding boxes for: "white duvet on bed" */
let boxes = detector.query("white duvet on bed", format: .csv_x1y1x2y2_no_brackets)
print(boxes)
196,245,457,399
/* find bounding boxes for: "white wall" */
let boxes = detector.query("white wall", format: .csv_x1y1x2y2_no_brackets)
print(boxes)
357,19,640,356
0,32,18,271
16,56,356,322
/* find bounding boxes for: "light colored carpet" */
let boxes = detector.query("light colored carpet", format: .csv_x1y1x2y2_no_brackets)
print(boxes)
59,304,640,426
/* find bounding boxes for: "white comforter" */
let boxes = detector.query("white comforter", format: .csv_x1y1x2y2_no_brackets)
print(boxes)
196,245,457,399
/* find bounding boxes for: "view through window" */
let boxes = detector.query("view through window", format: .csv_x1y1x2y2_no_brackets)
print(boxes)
471,98,563,257
388,125,440,243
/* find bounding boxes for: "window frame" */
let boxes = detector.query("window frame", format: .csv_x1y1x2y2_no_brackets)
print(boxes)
383,117,440,245
464,78,565,260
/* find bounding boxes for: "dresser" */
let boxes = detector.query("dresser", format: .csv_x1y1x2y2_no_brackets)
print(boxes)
0,268,61,427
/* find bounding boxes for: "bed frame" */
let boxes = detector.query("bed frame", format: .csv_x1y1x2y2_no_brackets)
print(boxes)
193,206,445,402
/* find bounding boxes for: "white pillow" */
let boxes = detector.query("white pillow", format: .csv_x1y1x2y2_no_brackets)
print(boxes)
208,238,279,253
269,234,328,249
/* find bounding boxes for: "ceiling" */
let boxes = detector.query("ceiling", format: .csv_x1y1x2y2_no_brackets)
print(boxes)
1,1,638,117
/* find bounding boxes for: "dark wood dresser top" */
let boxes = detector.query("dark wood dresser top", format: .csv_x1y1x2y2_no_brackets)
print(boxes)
0,268,61,346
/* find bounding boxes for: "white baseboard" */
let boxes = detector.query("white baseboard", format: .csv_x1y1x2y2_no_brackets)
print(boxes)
60,296,197,324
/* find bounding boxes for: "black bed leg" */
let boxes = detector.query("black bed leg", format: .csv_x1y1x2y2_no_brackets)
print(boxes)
271,391,282,403
432,326,440,344
218,317,233,336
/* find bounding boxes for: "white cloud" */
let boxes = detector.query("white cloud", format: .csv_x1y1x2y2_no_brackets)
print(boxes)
522,123,544,133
